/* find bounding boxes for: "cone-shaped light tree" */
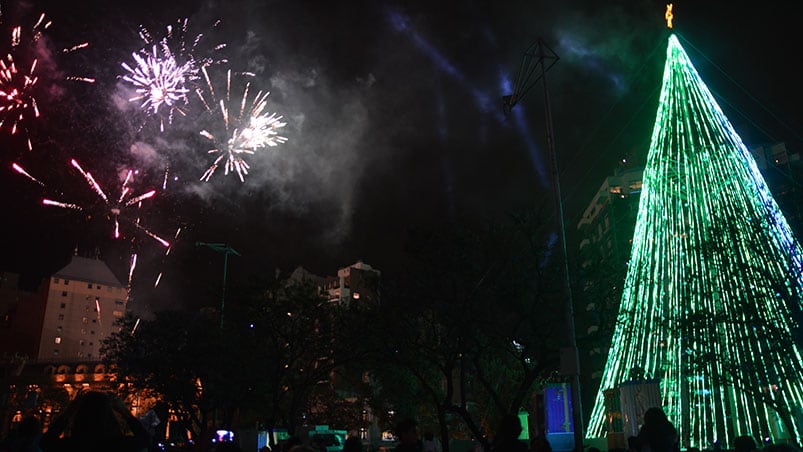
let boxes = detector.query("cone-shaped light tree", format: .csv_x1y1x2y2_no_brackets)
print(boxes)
586,34,803,448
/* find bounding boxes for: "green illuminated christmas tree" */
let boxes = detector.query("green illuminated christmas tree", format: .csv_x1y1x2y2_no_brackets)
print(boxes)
586,34,803,447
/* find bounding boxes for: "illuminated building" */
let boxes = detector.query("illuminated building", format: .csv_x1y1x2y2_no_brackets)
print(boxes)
577,165,644,271
574,165,644,417
36,255,127,361
290,261,381,306
1,255,127,361
585,34,803,447
0,254,130,432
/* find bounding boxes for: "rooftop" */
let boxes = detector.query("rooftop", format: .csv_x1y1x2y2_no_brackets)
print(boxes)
53,256,123,288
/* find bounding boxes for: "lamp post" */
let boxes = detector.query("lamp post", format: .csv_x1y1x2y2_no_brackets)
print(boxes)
196,242,241,328
503,38,584,450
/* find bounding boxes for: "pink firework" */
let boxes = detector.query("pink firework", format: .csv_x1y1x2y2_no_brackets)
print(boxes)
42,159,170,247
0,10,93,151
121,18,226,132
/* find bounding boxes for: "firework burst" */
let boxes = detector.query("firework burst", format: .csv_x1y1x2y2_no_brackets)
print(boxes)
40,159,170,247
121,18,226,132
121,48,192,132
198,68,288,182
0,10,93,151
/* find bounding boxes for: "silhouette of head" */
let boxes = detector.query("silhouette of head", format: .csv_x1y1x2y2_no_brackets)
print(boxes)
642,407,668,425
496,414,522,442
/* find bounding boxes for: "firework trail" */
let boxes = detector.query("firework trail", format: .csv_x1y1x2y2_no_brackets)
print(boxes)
121,18,226,132
95,297,102,326
41,159,170,247
128,253,137,288
154,227,182,288
11,162,45,186
0,10,93,151
197,68,288,182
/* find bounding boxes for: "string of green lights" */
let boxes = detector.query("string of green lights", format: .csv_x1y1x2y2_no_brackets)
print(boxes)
585,34,803,448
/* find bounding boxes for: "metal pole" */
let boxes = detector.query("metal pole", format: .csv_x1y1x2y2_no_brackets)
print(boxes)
196,242,240,329
539,44,584,451
221,251,229,328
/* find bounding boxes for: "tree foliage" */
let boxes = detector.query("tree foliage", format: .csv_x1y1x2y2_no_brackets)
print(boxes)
364,209,567,450
103,278,369,439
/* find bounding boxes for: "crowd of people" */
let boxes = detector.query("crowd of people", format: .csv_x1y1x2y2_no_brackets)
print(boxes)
0,399,800,452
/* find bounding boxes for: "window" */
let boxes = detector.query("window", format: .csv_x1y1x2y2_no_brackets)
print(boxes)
96,285,102,290
62,291,67,297
54,278,60,284
57,314,64,321
60,303,66,309
114,300,124,306
80,340,85,346
53,349,59,356
56,326,62,333
54,337,61,344
113,310,124,318
82,317,88,324
87,353,92,358
81,328,86,335
92,319,96,323
64,280,69,285
90,330,95,335
89,342,94,346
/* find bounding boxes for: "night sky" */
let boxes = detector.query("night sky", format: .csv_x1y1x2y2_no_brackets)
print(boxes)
1,0,801,313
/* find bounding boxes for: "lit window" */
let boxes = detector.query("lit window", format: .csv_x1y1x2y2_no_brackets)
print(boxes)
113,310,124,318
54,337,61,344
82,317,88,324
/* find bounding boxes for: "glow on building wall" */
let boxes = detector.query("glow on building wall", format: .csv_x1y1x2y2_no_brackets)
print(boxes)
586,34,803,447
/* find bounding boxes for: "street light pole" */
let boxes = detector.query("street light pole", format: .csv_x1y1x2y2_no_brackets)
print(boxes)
503,38,584,451
196,242,241,328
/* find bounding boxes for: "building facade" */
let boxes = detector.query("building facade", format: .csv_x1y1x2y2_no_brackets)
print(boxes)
37,256,127,362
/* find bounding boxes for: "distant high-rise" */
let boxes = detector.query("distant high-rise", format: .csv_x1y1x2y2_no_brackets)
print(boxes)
37,255,127,361
587,34,803,447
290,261,381,306
577,165,644,271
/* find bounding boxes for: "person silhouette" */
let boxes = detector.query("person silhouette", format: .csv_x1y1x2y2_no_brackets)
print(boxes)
40,390,150,452
636,407,678,452
492,414,527,452
2,414,43,452
393,419,422,452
